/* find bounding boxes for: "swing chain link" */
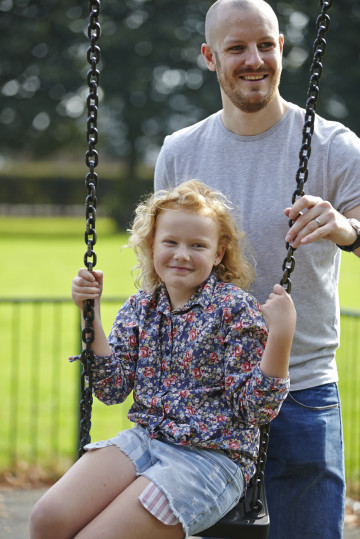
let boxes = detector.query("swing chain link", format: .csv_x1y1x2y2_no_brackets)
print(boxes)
75,2,334,527
79,0,102,458
249,423,270,513
280,0,332,294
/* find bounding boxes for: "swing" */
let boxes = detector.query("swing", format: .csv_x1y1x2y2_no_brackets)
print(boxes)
78,1,333,537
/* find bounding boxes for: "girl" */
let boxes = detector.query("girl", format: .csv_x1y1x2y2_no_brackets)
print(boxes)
30,180,296,539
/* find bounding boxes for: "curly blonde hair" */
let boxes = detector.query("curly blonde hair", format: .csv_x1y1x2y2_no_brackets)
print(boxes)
128,180,255,292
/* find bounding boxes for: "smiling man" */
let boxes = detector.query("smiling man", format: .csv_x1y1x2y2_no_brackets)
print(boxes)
154,1,360,538
202,0,284,120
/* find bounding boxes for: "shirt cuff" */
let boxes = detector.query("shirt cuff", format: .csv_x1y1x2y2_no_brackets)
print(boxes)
255,363,289,389
68,353,114,364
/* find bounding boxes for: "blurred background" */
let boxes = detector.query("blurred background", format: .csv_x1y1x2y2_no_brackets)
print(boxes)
0,0,359,506
1,0,360,225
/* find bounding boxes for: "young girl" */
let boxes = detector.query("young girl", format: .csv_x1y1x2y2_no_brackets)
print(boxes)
30,180,296,539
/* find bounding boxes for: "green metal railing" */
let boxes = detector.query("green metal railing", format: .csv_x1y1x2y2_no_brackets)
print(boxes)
0,298,359,497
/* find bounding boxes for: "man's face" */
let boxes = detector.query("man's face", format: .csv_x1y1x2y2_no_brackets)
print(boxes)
207,3,283,113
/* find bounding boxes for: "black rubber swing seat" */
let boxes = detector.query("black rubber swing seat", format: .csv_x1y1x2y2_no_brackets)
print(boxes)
193,481,270,539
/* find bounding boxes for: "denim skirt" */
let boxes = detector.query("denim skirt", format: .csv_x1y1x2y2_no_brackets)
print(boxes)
85,425,244,537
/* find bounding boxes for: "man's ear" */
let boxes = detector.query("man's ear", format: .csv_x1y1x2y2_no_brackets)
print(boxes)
279,34,284,56
201,43,217,72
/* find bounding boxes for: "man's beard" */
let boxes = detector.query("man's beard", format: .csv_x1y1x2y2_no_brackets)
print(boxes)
215,60,282,113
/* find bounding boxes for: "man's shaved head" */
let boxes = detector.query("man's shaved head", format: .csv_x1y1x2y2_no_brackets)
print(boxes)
202,0,283,114
205,0,279,46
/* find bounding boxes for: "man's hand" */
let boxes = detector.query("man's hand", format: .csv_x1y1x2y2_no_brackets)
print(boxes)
284,195,357,249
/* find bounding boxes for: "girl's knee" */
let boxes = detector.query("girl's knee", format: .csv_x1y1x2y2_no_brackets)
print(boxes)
30,493,67,539
30,497,52,537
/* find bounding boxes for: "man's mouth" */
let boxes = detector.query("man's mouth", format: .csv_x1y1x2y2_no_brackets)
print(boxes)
240,74,267,81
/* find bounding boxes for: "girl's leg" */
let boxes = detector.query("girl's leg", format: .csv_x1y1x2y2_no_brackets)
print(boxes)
75,474,184,539
30,446,137,539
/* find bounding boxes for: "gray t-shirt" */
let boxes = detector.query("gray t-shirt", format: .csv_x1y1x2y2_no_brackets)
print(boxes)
154,102,360,390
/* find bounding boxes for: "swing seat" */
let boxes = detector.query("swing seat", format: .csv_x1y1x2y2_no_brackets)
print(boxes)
193,481,269,539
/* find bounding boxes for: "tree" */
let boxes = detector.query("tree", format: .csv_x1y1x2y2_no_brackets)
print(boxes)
1,0,359,223
2,0,359,158
274,0,360,136
0,0,214,161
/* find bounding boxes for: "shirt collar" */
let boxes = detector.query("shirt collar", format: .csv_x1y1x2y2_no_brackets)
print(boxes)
155,272,218,315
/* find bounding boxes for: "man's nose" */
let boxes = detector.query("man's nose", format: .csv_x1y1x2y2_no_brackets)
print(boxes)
244,44,263,69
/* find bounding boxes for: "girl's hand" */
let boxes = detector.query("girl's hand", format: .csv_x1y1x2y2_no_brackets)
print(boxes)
72,268,103,309
260,284,296,338
259,285,296,379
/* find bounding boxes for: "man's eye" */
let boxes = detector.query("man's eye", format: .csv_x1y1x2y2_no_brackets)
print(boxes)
259,42,274,49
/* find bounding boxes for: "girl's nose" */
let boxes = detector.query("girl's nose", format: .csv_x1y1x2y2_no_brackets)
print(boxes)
174,245,190,259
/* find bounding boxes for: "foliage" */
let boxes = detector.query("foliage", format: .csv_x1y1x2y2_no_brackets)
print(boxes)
0,0,213,163
1,1,360,223
1,0,360,163
273,0,360,136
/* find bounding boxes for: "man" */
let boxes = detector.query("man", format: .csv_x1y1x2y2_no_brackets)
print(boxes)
154,1,360,538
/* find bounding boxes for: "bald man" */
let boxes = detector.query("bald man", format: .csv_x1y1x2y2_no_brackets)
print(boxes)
155,1,360,537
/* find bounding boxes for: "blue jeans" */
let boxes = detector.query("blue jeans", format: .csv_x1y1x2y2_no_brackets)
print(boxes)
265,382,345,539
201,383,345,539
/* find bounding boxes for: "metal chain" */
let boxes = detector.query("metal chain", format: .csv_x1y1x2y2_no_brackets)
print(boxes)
248,0,333,514
280,0,333,293
250,423,270,513
78,0,101,459
76,1,332,511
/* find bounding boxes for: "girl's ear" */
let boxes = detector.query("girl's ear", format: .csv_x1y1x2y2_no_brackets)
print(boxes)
214,245,226,266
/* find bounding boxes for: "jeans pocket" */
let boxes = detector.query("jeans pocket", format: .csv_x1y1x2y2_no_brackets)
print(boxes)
288,382,340,411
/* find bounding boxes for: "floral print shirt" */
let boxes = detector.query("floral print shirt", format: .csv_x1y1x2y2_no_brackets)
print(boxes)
76,273,289,483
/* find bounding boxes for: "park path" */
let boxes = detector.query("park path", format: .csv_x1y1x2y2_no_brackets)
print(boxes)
0,487,359,538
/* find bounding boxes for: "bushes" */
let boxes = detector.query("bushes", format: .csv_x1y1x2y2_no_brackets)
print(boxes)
0,161,154,228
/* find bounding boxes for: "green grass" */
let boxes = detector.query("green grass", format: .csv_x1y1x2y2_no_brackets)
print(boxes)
1,216,359,493
2,216,137,300
2,215,359,307
1,217,137,481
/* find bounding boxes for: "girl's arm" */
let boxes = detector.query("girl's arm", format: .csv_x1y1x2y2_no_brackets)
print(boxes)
223,288,290,425
72,268,112,357
259,284,296,379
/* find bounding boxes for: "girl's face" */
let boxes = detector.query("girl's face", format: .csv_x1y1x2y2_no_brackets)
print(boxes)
153,208,225,310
